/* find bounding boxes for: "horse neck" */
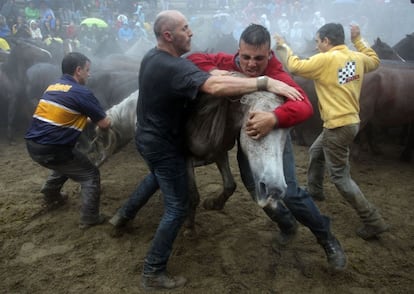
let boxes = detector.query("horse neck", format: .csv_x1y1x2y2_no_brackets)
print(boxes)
241,92,283,114
392,36,414,60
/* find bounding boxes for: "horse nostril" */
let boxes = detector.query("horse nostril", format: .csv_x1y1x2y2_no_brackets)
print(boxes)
258,181,266,196
258,181,286,200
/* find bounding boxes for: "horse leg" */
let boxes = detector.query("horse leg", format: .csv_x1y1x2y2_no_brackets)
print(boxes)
357,122,383,156
182,158,200,238
202,151,237,211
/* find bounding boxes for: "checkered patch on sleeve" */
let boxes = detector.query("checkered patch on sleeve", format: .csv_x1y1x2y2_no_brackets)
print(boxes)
338,61,356,84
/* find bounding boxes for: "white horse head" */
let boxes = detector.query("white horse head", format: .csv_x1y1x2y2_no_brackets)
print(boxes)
239,91,288,208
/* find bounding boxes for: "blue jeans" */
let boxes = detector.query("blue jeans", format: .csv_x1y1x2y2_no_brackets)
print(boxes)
238,133,332,241
118,139,189,275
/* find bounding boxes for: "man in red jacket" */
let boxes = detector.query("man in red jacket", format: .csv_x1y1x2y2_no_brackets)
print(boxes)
187,23,347,271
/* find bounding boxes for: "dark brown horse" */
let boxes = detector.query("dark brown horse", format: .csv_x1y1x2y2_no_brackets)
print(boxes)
359,61,414,161
392,32,414,61
0,39,52,143
371,37,405,61
368,37,414,161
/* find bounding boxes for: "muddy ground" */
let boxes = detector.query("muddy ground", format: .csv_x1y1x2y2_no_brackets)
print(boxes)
1,136,413,293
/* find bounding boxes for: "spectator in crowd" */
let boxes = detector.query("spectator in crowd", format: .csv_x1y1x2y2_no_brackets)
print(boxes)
39,0,56,30
52,17,66,39
289,20,306,53
77,23,93,48
133,4,145,24
41,17,53,39
133,20,147,40
56,0,75,24
260,14,271,31
25,0,40,22
1,0,18,26
311,11,325,31
11,15,25,34
66,20,77,39
277,13,290,38
29,19,42,41
0,13,10,38
117,21,135,48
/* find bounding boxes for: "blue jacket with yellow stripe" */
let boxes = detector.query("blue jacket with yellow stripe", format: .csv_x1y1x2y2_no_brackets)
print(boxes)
25,74,106,147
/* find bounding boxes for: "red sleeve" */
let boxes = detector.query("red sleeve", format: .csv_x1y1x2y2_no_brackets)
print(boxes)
265,54,313,128
187,52,237,72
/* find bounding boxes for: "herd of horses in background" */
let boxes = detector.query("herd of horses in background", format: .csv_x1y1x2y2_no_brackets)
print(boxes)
0,32,414,163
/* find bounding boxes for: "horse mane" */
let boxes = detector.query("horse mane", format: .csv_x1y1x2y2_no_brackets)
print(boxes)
186,93,232,155
186,72,246,157
372,37,405,61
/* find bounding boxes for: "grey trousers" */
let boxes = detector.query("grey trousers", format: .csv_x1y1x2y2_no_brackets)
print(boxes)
307,124,384,226
26,140,101,224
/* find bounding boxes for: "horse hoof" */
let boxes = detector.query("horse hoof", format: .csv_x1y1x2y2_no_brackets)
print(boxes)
203,198,225,211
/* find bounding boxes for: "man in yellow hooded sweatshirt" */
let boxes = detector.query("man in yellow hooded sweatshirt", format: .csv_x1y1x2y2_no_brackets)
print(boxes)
276,23,389,240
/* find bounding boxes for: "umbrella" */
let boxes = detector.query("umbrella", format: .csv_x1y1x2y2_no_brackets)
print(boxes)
80,18,108,28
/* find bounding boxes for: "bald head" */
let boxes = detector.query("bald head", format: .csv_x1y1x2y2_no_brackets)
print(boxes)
153,10,186,39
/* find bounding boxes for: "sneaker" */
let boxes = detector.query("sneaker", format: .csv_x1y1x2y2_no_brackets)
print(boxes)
79,214,107,230
275,222,298,246
109,212,130,228
319,237,347,271
356,223,390,240
141,272,187,290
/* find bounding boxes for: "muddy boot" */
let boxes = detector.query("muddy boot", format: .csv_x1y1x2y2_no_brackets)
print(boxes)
356,221,390,240
42,190,68,210
79,214,107,230
108,211,131,237
318,236,347,271
356,206,390,240
141,272,187,290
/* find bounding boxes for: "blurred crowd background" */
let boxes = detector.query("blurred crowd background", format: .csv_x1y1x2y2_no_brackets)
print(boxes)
0,0,413,56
